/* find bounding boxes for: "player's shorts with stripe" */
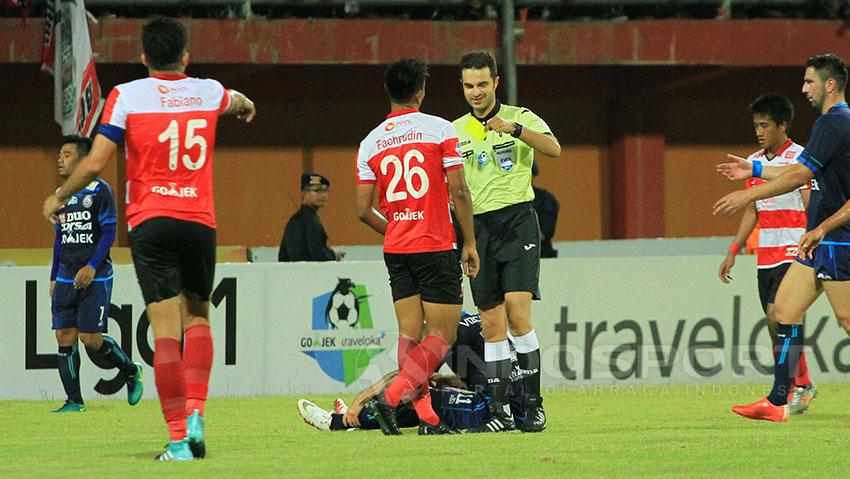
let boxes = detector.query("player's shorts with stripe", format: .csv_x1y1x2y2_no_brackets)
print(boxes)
51,279,112,333
757,263,791,312
471,201,541,307
129,217,216,304
383,250,462,304
796,241,850,281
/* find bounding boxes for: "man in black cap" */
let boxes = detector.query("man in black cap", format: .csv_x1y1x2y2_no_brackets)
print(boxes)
278,172,344,262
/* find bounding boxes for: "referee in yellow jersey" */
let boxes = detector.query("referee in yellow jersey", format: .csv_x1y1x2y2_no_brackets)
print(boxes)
453,50,561,433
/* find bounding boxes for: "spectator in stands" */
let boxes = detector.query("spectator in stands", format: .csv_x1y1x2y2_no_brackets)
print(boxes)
279,172,344,262
531,163,560,258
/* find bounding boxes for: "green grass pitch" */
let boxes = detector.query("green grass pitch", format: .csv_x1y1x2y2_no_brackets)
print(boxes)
1,383,846,478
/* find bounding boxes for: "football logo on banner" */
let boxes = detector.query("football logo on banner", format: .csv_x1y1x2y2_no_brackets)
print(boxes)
301,279,387,386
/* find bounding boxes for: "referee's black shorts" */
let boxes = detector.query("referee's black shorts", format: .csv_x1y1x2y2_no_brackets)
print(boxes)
129,217,216,305
383,250,463,305
471,202,541,308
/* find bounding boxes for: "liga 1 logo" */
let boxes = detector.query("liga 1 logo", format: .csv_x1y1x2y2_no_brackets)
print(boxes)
301,278,387,386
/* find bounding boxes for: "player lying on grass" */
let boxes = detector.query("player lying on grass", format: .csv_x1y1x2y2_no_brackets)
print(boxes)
298,312,527,434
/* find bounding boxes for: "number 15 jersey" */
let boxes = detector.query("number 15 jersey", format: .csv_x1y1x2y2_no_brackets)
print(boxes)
356,108,464,254
99,73,232,230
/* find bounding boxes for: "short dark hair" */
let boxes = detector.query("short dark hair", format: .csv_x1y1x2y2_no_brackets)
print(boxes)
750,94,794,131
806,53,848,92
142,17,187,71
385,58,428,104
460,51,498,79
62,135,92,157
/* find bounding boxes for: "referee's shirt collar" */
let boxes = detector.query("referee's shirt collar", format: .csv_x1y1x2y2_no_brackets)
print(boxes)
472,101,502,125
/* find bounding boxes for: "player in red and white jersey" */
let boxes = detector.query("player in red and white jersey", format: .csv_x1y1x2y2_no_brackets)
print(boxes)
355,58,478,435
356,104,464,253
717,94,816,414
744,141,809,268
100,70,231,230
43,18,255,461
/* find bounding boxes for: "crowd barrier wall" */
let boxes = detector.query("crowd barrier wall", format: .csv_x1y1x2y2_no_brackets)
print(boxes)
2,256,847,400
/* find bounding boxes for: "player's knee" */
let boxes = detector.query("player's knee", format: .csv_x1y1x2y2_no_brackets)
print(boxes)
55,329,77,346
835,313,850,334
78,333,103,351
771,303,800,325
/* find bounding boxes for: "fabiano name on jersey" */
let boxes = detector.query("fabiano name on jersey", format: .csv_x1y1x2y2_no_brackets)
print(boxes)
452,102,552,215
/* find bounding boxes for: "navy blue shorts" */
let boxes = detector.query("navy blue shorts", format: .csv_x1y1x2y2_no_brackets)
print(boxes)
430,387,490,430
51,279,112,333
796,241,850,281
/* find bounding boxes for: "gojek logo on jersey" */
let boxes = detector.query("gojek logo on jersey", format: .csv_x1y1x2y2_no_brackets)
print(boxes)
301,278,386,386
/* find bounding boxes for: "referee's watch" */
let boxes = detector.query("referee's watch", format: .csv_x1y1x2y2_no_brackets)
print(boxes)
511,122,524,138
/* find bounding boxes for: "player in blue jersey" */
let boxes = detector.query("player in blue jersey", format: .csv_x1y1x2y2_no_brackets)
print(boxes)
714,54,850,421
50,136,143,413
297,312,528,433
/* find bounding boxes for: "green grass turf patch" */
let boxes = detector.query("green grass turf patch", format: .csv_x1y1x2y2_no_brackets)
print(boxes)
1,383,846,478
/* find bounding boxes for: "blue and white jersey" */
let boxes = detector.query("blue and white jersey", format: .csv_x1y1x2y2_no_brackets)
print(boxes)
798,103,850,242
53,178,117,281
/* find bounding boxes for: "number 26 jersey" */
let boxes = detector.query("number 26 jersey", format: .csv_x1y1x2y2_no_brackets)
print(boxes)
99,73,232,230
356,108,464,254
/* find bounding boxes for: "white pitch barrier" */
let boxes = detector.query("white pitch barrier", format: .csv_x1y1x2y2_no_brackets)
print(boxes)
1,256,848,400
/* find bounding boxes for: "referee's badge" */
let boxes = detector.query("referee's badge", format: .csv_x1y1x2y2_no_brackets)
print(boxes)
495,146,515,171
476,151,490,168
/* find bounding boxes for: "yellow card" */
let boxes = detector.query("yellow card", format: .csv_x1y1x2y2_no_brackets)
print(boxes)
464,117,488,142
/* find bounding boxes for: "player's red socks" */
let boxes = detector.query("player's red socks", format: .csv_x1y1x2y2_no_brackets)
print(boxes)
154,338,187,441
397,335,418,366
396,335,439,425
183,323,214,417
384,335,448,407
795,350,811,387
413,389,440,426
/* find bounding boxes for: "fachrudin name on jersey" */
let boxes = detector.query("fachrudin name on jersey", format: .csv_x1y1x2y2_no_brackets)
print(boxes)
62,233,93,244
392,209,424,221
376,130,424,150
151,183,199,198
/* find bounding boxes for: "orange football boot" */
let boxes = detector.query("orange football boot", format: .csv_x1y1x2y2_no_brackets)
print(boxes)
731,397,789,422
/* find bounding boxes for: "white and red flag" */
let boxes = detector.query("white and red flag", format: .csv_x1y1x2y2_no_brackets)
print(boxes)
41,0,103,136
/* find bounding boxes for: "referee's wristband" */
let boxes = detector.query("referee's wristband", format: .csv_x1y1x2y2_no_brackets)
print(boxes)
752,160,763,178
728,243,741,255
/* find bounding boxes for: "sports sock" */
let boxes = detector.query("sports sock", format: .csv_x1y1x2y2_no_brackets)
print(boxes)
397,336,439,424
96,335,137,377
330,414,346,431
383,335,448,407
397,336,418,367
58,344,83,404
767,324,803,406
413,389,440,426
154,338,187,441
795,349,811,388
183,323,214,417
484,340,513,409
513,330,542,400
